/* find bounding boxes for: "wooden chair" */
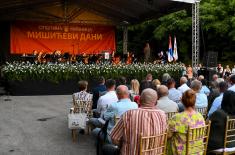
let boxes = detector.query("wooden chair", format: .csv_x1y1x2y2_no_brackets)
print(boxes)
70,99,93,142
185,121,211,155
196,107,208,119
166,112,178,120
210,116,235,155
139,130,168,155
114,115,121,124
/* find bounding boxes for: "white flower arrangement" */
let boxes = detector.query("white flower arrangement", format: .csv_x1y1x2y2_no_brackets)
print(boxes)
1,62,184,83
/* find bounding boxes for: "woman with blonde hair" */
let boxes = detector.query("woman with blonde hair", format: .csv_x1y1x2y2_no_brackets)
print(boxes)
152,79,161,90
130,79,139,95
129,79,140,104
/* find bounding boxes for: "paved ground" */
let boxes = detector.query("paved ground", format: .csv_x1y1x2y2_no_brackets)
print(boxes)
0,95,96,155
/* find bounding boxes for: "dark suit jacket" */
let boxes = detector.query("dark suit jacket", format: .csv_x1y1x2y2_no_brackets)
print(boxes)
140,80,153,94
92,84,106,109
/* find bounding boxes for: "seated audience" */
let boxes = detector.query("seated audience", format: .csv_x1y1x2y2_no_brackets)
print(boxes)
156,85,178,113
140,73,153,93
161,73,171,85
228,74,235,92
117,76,129,88
90,79,118,127
129,79,140,102
167,78,182,103
208,81,220,111
177,76,191,94
152,79,161,91
110,88,167,155
103,85,138,138
191,80,208,108
208,90,235,151
208,82,228,117
168,89,205,155
73,80,92,101
92,76,107,109
200,79,210,96
97,79,118,116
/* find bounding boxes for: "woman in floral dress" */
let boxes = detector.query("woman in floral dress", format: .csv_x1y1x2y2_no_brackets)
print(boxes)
167,89,205,155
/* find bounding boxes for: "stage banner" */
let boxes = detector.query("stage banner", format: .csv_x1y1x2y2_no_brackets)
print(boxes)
10,21,116,54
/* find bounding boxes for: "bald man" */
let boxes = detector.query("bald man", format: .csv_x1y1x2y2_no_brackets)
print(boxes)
103,85,138,136
157,85,179,113
111,88,167,154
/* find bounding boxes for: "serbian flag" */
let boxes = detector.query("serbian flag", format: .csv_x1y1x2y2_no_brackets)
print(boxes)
168,35,174,62
173,36,178,61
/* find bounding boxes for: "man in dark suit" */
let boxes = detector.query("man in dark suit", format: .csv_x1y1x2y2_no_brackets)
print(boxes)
140,73,153,94
92,76,107,109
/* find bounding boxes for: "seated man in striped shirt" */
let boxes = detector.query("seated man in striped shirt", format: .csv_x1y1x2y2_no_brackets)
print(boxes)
110,88,167,155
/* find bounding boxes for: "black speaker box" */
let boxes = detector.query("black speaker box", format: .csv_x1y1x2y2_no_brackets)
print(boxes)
203,51,218,67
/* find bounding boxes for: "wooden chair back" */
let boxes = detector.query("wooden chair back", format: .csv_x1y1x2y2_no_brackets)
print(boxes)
166,112,178,120
196,107,208,119
73,100,93,118
139,130,168,155
186,121,211,155
114,115,121,124
223,116,235,154
72,94,76,105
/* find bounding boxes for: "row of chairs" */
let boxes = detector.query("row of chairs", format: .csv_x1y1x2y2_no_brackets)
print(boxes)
114,109,235,155
140,121,210,155
166,107,208,120
140,117,235,155
70,98,235,155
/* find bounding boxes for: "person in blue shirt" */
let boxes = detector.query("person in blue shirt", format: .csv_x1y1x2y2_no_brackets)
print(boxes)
208,81,228,117
167,78,182,104
191,80,208,108
103,85,138,136
200,79,210,96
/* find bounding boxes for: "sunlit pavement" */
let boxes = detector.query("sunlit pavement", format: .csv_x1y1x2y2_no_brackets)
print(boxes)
0,95,95,155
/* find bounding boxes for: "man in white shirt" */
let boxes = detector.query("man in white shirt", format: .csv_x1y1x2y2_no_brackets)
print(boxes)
90,79,118,127
97,79,118,116
177,76,190,94
156,85,178,113
228,75,235,92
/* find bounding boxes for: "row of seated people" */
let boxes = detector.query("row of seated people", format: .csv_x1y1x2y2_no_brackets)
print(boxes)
72,74,235,154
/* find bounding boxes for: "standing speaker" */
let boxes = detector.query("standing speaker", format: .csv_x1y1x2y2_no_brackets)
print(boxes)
203,51,218,68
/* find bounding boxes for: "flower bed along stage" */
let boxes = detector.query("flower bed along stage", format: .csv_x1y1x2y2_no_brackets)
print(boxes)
1,62,184,95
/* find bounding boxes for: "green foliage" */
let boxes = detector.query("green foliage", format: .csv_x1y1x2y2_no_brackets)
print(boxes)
154,10,191,40
120,0,235,63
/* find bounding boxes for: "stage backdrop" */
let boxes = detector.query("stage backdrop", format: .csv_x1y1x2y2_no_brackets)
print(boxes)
10,21,116,54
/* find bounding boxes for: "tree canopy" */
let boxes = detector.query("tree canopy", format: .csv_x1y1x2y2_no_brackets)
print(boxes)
117,0,235,64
